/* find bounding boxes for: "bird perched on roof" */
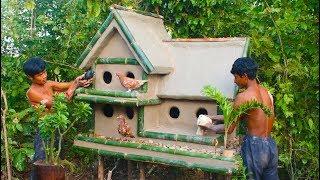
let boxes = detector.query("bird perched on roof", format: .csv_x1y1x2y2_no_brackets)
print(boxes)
117,115,135,138
116,72,148,92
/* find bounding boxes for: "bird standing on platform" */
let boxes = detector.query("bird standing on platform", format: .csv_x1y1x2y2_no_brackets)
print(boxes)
117,115,135,138
116,72,148,92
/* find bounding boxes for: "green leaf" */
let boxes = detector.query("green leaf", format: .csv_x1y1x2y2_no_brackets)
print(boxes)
308,119,314,130
13,151,26,171
16,123,23,132
24,0,36,10
54,67,60,75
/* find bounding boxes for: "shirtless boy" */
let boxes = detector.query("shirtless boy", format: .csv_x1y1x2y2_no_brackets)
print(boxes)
228,57,279,179
23,57,92,179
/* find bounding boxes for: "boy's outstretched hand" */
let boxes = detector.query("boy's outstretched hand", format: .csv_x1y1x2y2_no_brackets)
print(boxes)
75,74,93,88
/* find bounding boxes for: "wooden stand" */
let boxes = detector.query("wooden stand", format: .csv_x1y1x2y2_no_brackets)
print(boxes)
98,155,104,180
127,160,133,180
138,162,145,180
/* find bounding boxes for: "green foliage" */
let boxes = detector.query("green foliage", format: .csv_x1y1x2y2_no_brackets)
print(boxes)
1,0,318,179
35,93,92,166
202,85,272,148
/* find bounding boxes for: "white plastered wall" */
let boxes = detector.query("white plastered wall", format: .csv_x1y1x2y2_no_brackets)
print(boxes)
95,104,138,137
144,99,217,136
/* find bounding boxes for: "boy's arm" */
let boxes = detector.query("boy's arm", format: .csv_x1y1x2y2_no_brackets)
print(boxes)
50,75,92,100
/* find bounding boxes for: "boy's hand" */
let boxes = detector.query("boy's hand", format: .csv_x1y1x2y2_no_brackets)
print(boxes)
75,74,93,87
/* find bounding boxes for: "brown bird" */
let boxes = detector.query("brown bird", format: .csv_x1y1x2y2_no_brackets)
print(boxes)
116,72,148,92
117,115,135,138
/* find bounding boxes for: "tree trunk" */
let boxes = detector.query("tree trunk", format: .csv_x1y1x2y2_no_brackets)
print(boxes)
1,89,12,180
127,160,133,180
138,162,145,180
98,155,104,180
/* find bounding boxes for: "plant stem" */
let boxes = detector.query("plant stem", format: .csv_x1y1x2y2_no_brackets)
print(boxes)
1,89,12,180
56,128,63,163
50,131,55,164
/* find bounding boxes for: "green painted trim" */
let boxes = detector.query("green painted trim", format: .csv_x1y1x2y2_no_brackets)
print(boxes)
74,146,235,174
139,72,148,93
111,9,154,73
141,131,220,146
111,5,164,19
76,135,234,162
96,58,139,65
242,37,250,57
75,88,137,98
137,107,144,136
74,94,161,106
75,13,114,67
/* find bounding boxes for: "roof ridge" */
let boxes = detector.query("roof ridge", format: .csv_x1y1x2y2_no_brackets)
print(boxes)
110,4,164,19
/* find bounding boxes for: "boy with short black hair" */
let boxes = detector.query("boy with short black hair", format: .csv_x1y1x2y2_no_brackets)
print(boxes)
23,57,92,109
23,57,92,179
229,57,278,180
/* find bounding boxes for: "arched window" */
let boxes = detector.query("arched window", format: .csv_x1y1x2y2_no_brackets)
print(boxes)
103,71,112,84
169,106,180,119
102,104,114,117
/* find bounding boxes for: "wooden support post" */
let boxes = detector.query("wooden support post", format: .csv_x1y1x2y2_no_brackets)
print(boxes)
98,155,104,180
127,160,133,180
138,162,145,180
204,172,213,180
225,174,232,180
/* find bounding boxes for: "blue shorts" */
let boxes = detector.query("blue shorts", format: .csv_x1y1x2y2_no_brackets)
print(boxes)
241,135,279,180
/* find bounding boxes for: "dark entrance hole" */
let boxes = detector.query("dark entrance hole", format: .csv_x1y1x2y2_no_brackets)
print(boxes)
125,107,134,119
102,104,114,117
196,108,208,118
169,107,180,119
126,71,135,79
103,71,112,84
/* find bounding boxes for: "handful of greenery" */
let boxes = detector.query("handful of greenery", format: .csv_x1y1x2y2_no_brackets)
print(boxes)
34,93,92,167
202,85,272,149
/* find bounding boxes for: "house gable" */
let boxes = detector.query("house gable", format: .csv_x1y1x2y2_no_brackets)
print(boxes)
99,29,135,58
75,5,174,74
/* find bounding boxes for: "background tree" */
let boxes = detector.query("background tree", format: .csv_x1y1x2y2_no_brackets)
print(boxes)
1,0,318,179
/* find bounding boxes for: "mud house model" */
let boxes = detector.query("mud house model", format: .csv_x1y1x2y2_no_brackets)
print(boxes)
74,5,249,175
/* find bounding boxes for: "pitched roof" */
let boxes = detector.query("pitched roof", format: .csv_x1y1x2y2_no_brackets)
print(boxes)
157,37,249,99
75,5,174,74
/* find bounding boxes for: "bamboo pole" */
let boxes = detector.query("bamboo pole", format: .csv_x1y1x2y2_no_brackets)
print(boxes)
96,58,139,65
82,148,235,174
138,162,145,180
75,13,114,66
76,136,234,162
74,94,161,106
1,89,12,180
75,88,137,98
127,160,133,180
98,155,104,180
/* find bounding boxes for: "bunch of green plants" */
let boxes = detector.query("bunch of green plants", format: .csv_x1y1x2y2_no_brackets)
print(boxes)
202,85,272,149
33,93,92,167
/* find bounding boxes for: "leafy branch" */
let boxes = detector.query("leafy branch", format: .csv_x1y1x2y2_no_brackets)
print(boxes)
202,85,272,149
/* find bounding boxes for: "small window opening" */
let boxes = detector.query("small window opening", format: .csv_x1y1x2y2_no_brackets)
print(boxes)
102,104,114,117
125,107,134,119
169,107,180,119
126,71,135,79
196,108,208,118
103,71,112,84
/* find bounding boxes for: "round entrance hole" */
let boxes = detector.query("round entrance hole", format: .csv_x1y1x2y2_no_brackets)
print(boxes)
125,107,134,119
103,71,112,84
126,71,135,79
196,108,208,118
102,104,114,117
169,107,180,119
